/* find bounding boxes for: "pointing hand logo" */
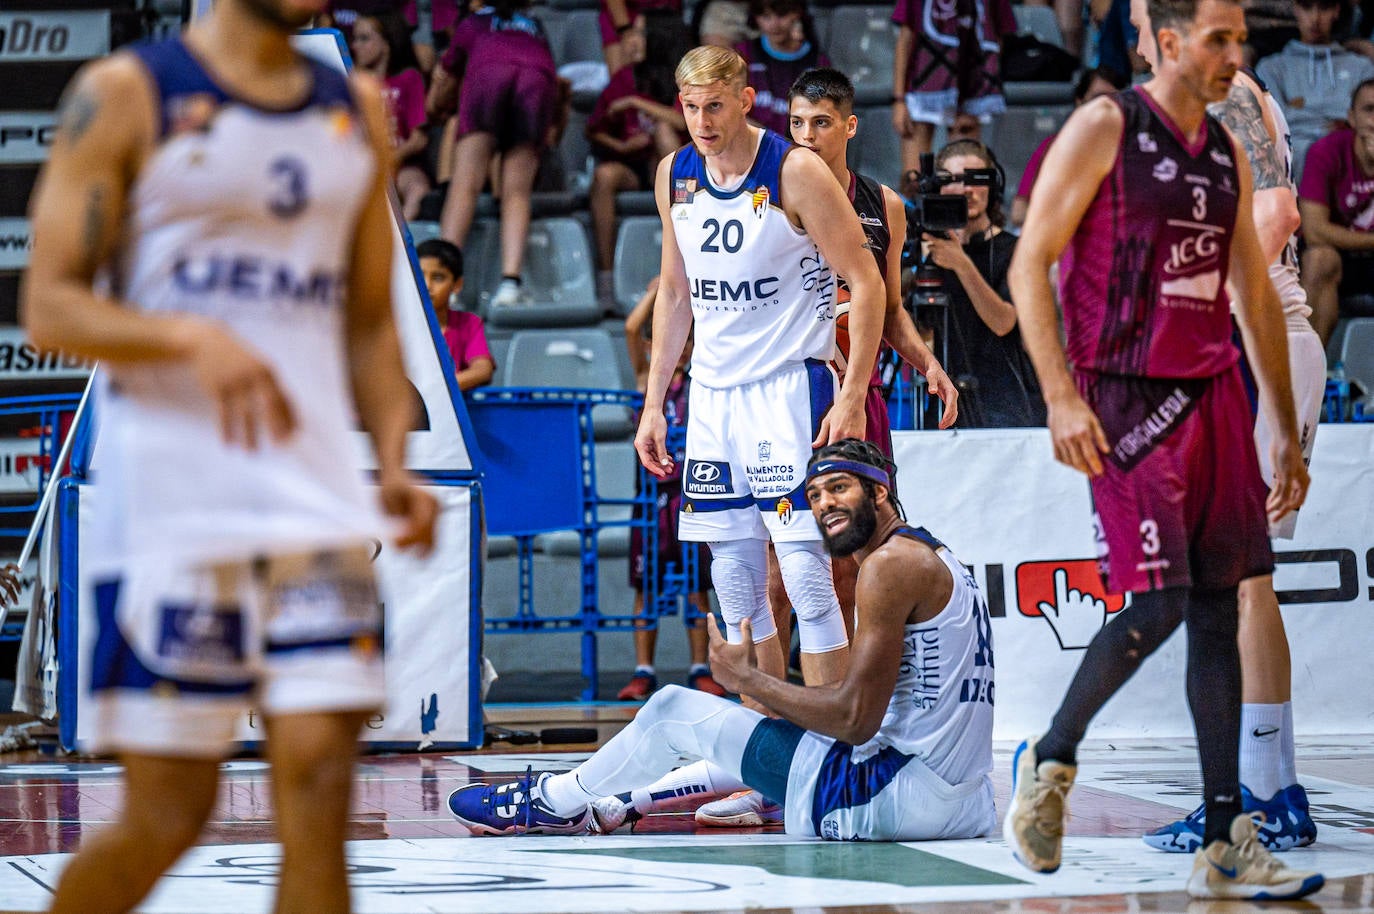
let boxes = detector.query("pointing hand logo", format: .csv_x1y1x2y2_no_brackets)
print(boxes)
1016,560,1128,650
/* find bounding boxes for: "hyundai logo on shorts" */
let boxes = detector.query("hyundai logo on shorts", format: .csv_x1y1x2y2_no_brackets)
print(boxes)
691,462,721,483
684,460,730,495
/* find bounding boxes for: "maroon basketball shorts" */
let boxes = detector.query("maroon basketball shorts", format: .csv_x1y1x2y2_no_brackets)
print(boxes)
457,63,558,151
864,384,893,460
1078,365,1273,595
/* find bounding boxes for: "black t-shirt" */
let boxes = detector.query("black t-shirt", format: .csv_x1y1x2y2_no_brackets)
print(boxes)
938,229,1047,428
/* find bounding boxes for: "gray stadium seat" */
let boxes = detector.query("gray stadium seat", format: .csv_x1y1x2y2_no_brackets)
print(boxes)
501,327,636,436
824,6,897,105
988,105,1071,202
1013,4,1065,46
551,9,605,68
408,220,442,246
561,109,594,195
613,216,663,316
851,105,905,189
537,440,641,557
482,217,600,327
1339,318,1374,407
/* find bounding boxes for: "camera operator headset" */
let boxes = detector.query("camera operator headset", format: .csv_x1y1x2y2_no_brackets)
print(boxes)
916,140,1045,428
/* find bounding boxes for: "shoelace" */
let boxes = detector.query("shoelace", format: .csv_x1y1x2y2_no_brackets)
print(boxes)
519,765,536,832
1031,776,1069,837
1232,817,1285,876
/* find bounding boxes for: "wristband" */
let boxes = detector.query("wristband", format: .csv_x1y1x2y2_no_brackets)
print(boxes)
616,22,633,33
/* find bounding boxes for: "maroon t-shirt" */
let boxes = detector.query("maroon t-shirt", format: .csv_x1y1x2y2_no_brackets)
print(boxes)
1059,88,1241,378
383,68,427,144
442,8,556,78
735,36,829,137
891,0,1016,97
1298,129,1374,232
1017,133,1055,199
587,66,657,165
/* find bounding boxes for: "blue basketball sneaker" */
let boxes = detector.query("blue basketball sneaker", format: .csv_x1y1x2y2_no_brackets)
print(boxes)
1143,784,1318,854
447,768,592,836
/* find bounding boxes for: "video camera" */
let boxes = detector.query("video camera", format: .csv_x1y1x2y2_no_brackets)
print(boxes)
900,151,999,377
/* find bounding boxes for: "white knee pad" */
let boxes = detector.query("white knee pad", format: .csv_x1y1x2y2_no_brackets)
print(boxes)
774,540,846,653
708,539,777,643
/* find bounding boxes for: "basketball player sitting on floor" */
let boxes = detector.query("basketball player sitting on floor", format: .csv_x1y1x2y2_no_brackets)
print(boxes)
447,438,997,841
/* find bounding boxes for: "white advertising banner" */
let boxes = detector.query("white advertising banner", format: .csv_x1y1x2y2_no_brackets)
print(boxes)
72,483,479,750
892,425,1374,739
0,218,31,271
0,10,110,62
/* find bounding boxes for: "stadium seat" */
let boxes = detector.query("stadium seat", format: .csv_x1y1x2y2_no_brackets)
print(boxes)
551,9,604,68
615,191,658,216
501,327,636,436
852,104,906,189
988,104,1071,202
482,217,600,327
613,216,663,316
824,6,897,106
537,439,641,557
408,220,443,246
1012,4,1065,46
561,109,594,196
1339,318,1374,407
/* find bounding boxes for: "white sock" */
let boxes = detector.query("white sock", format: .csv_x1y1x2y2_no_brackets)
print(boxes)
1239,702,1285,800
1279,701,1298,789
623,759,745,815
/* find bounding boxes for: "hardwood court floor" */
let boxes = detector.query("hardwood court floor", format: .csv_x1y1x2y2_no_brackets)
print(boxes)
0,703,1369,913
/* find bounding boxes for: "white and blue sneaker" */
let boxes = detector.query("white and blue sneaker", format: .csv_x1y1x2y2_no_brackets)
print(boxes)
447,768,592,836
1144,784,1317,854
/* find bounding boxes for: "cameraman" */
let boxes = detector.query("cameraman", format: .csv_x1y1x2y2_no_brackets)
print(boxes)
921,140,1046,428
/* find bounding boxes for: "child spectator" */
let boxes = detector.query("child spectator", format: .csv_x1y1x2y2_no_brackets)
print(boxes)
891,0,1017,175
1256,0,1373,182
735,0,828,137
418,239,496,391
1010,66,1127,229
619,278,724,701
428,0,559,308
587,19,688,306
352,11,433,221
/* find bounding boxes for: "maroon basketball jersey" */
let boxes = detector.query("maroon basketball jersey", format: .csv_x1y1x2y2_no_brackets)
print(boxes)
1059,87,1241,378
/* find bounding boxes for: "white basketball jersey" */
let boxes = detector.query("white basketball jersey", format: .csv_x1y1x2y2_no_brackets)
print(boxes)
90,38,383,569
670,129,836,388
1262,89,1312,328
852,527,995,789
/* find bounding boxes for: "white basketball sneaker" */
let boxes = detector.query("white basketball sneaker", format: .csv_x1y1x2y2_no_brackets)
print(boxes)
694,790,782,827
1186,813,1324,900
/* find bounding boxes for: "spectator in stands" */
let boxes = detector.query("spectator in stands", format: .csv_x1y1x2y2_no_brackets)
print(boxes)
923,140,1046,427
428,0,559,308
353,11,433,221
1096,0,1147,80
891,0,1016,175
697,0,756,47
618,278,726,701
1011,66,1128,229
321,0,406,39
1256,0,1373,182
1020,0,1094,59
736,0,828,137
418,239,496,390
403,0,462,67
587,18,688,306
601,0,688,79
1298,78,1374,344
1242,0,1299,63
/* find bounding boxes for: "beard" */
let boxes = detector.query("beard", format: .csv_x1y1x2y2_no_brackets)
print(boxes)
819,495,878,558
238,0,317,31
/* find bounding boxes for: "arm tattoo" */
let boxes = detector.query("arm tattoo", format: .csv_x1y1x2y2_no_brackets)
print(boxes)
57,86,100,144
1207,83,1286,191
81,185,107,271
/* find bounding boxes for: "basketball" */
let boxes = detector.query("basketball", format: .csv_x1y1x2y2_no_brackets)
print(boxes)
833,301,851,375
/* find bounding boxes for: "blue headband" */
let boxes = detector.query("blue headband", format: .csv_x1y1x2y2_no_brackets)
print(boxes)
806,458,891,489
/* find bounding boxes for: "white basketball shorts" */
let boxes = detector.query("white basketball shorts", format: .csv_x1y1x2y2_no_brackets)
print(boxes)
1255,326,1326,540
679,360,835,543
88,544,385,757
783,728,997,841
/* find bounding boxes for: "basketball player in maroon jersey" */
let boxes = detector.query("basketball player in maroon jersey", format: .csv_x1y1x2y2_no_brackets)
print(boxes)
1001,0,1321,901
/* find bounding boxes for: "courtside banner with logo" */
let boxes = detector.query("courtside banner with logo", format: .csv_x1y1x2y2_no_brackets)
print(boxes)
892,425,1374,739
67,483,480,750
0,218,31,271
0,11,110,61
0,112,56,164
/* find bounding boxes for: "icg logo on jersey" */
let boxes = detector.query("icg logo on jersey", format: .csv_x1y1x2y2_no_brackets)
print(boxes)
684,460,732,496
